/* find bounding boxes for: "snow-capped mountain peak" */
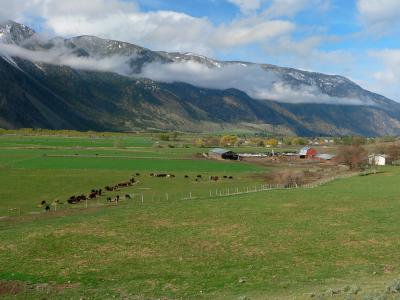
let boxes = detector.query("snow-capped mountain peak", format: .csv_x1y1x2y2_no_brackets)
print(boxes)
0,20,36,44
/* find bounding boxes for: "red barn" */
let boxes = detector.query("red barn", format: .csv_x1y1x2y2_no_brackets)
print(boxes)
299,147,317,159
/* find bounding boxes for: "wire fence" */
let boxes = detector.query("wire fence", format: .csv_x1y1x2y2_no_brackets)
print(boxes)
2,171,364,218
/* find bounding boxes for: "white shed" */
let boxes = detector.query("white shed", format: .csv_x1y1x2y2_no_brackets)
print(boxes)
369,154,387,166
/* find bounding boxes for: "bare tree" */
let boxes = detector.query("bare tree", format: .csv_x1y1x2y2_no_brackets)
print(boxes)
336,145,368,170
377,144,400,162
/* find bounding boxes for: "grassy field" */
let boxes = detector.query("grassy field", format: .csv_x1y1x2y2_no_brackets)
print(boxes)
1,135,400,299
0,135,265,216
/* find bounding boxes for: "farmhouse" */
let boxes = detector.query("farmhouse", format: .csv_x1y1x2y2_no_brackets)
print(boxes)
299,147,317,159
209,148,239,160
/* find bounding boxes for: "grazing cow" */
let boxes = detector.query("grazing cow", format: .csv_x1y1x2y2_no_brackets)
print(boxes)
223,176,228,179
210,176,219,182
68,196,77,204
45,205,50,212
228,176,234,179
184,175,189,178
107,197,112,202
136,173,140,176
106,185,121,191
197,175,202,178
89,192,97,199
125,194,131,199
41,200,47,206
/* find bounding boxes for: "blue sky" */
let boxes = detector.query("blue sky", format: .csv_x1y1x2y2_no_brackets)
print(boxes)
1,0,400,100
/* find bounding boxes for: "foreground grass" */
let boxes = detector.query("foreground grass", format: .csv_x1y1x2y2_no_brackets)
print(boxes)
1,167,400,299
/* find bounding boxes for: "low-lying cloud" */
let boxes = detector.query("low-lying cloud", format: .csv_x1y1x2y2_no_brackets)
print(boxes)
0,41,370,105
0,43,132,73
140,61,370,105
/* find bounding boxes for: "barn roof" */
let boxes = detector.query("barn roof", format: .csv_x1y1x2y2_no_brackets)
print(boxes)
299,147,311,156
315,153,335,160
209,148,231,155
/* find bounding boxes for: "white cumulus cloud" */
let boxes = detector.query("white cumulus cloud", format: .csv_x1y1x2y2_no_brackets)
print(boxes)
227,0,263,14
357,0,400,34
368,49,400,101
0,0,295,55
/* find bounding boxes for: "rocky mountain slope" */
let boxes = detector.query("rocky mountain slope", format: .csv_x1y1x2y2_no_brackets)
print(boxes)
1,20,400,136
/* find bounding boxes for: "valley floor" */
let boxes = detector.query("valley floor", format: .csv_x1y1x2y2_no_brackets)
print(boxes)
0,135,400,299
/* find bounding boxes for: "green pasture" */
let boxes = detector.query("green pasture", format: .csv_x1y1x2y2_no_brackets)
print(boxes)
0,135,154,148
1,167,400,299
2,134,400,299
0,135,266,216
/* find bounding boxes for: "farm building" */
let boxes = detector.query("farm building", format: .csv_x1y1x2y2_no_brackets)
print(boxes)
315,153,335,161
369,154,387,166
209,148,239,160
299,147,317,159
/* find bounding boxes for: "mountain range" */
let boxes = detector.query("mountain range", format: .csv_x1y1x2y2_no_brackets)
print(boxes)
1,20,400,136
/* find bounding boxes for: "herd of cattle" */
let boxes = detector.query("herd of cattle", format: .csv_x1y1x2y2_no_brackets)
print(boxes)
40,172,235,209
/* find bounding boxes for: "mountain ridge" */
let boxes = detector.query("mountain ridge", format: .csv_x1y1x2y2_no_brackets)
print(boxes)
1,20,400,136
